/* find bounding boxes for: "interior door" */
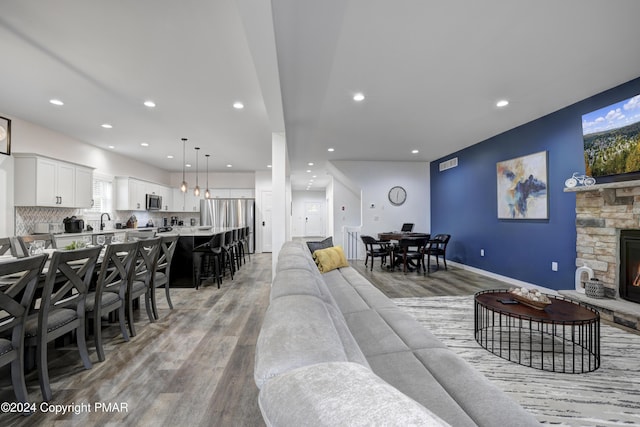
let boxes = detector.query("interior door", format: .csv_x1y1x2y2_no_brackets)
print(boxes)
304,202,324,237
261,191,272,252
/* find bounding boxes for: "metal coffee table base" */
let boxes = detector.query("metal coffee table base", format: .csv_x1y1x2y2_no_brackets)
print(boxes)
474,289,600,373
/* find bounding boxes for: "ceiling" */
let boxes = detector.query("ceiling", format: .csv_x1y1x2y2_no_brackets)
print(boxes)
1,1,640,191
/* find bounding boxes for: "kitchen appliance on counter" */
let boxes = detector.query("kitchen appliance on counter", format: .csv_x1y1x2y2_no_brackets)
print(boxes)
63,216,84,233
200,198,255,253
34,222,64,234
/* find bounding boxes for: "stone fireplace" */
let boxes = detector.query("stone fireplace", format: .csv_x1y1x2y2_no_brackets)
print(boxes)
572,180,640,301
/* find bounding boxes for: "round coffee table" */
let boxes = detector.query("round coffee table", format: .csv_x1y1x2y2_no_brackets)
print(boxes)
474,289,600,373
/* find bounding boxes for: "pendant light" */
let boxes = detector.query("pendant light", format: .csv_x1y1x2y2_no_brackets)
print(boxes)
180,138,188,192
194,147,201,196
204,154,211,199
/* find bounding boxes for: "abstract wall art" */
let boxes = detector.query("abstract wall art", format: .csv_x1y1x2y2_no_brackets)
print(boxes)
496,151,548,219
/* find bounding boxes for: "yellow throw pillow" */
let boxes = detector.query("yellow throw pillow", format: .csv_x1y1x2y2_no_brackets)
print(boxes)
313,246,349,273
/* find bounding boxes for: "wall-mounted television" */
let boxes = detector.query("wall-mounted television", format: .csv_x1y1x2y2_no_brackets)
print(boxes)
583,93,640,181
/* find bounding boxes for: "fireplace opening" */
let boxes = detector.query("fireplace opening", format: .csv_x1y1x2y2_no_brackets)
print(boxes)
620,230,640,304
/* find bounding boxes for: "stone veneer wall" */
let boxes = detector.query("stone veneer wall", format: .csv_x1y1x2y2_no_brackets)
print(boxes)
575,185,640,298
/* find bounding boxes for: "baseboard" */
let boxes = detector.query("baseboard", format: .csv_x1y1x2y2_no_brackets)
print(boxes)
447,260,559,295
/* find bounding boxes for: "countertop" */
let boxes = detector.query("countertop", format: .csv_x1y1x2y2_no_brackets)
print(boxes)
52,226,240,238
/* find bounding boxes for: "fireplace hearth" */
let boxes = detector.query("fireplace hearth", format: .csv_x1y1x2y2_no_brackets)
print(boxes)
620,230,640,304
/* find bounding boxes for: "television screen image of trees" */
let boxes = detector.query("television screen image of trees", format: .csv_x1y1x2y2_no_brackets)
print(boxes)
583,94,640,178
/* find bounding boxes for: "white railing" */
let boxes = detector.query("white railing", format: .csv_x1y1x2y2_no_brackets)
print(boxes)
343,226,361,260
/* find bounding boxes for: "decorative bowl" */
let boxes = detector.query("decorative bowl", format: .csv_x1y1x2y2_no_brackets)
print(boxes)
509,288,552,310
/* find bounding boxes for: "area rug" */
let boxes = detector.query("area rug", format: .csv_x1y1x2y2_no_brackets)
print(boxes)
393,295,640,427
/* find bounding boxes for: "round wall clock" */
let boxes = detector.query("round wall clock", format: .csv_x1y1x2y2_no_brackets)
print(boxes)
388,186,407,206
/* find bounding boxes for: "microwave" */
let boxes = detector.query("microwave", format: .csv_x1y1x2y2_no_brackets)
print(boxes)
146,194,162,210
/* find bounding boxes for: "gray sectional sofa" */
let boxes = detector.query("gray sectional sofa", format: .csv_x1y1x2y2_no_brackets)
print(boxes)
254,241,540,426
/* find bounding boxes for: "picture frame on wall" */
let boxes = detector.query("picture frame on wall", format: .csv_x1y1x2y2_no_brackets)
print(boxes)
0,116,11,156
496,150,548,219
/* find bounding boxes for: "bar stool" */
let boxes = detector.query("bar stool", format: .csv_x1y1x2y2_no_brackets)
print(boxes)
193,233,223,289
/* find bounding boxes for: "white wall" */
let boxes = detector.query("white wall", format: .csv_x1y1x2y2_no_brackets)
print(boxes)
9,115,169,184
0,155,14,236
329,160,430,258
254,170,272,253
169,171,256,188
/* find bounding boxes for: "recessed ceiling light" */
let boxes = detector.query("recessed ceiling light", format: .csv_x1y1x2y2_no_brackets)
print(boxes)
353,93,365,102
49,99,64,106
267,164,272,168
186,163,192,168
141,142,149,147
233,102,244,109
308,162,314,166
496,99,509,108
312,175,317,178
306,169,311,173
167,155,174,159
144,100,156,108
226,164,233,168
327,148,335,152
108,145,115,149
101,123,113,129
412,149,419,154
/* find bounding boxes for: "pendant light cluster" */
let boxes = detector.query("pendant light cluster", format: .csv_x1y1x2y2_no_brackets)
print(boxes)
178,137,212,197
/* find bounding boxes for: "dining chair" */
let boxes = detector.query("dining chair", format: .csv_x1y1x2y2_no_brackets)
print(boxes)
360,235,390,271
126,237,161,337
425,234,451,271
151,234,179,320
86,241,138,362
17,234,56,257
0,236,17,256
0,255,47,406
24,246,101,401
393,236,430,273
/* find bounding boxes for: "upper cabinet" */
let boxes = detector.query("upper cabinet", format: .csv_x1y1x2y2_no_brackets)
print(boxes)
171,188,201,212
115,177,172,211
14,154,94,208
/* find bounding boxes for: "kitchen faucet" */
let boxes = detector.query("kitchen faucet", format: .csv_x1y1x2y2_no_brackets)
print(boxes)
100,213,111,231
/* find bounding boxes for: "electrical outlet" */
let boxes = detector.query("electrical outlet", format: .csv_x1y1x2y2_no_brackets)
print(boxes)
480,249,485,257
552,261,558,271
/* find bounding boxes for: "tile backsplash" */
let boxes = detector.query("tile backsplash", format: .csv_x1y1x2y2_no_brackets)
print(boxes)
14,207,199,235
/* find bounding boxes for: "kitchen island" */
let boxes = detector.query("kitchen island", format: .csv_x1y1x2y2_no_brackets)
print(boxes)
169,227,244,288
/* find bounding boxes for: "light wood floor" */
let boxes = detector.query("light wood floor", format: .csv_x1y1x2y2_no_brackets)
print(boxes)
0,253,560,426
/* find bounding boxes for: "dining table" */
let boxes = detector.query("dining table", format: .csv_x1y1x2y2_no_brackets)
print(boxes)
376,232,431,271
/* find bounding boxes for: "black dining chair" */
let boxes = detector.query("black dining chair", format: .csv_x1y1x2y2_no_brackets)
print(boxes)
425,234,451,271
360,235,390,271
393,236,430,273
24,246,102,401
0,255,47,407
126,237,161,337
86,241,138,362
151,234,179,319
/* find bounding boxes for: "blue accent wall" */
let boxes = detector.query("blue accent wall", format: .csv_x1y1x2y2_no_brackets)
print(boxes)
430,76,640,290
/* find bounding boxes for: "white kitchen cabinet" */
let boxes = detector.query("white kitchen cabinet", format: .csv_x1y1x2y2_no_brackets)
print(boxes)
115,177,146,210
14,154,94,208
116,177,173,211
74,166,94,208
171,188,201,212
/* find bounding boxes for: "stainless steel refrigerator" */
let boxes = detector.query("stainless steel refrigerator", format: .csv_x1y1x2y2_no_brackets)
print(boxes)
200,198,255,253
